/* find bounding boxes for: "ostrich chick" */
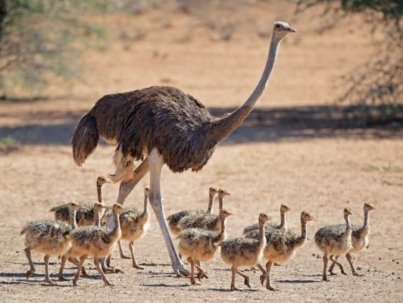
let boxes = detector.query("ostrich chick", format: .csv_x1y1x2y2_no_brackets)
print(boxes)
167,187,218,237
329,203,374,276
243,204,291,236
256,211,315,291
68,204,123,286
315,208,353,281
221,213,271,291
49,176,109,225
108,187,150,269
58,202,107,280
20,202,79,285
178,189,230,232
177,209,232,285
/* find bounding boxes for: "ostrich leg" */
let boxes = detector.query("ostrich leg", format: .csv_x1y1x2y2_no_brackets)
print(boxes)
117,158,149,204
148,149,189,276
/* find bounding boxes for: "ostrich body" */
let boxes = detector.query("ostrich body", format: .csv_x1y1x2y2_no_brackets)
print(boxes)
243,204,290,236
328,203,374,276
68,204,123,286
176,209,232,285
167,187,218,237
315,208,353,281
49,176,109,225
220,213,271,291
177,189,230,232
20,202,79,285
71,22,295,275
255,211,314,291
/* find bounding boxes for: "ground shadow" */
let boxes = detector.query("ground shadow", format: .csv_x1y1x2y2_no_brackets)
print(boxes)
1,104,402,146
276,278,319,284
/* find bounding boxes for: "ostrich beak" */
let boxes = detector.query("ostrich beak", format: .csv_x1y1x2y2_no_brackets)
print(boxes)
287,27,296,33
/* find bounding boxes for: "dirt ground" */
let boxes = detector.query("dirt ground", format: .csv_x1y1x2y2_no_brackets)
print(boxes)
0,4,402,303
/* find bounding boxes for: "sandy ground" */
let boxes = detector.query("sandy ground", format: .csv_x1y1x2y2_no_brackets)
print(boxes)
0,4,402,303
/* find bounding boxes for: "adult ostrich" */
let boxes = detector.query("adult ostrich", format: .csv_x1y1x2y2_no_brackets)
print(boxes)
72,21,295,275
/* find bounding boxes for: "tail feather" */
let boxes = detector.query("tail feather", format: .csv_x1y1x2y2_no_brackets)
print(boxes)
71,113,99,166
49,206,59,212
20,227,27,235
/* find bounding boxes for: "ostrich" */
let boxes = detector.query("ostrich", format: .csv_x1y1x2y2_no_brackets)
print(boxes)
71,21,295,275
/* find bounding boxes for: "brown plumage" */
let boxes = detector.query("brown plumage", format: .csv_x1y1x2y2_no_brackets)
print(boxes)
177,189,230,232
20,202,79,285
167,187,218,237
177,209,232,285
49,176,109,225
315,208,353,282
71,22,295,275
220,213,271,291
328,203,374,277
243,204,290,236
255,211,314,291
67,204,123,286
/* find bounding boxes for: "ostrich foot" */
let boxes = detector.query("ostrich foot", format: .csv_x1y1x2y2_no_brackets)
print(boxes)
266,284,279,291
230,285,240,291
259,274,267,285
244,276,251,288
132,264,144,270
196,271,208,281
174,264,189,277
44,278,55,286
26,269,35,279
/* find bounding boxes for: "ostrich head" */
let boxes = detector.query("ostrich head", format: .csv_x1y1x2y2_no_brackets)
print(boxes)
364,203,375,212
301,211,315,223
218,189,230,199
219,208,232,219
97,176,110,186
272,21,295,40
209,187,218,196
259,213,272,225
280,204,291,214
344,208,352,217
67,202,80,211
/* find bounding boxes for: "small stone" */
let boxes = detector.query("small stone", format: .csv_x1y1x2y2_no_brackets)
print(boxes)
392,259,395,262
357,266,362,270
316,255,321,259
379,257,382,260
392,272,395,275
396,261,400,264
397,276,401,280
312,253,316,257
367,269,371,272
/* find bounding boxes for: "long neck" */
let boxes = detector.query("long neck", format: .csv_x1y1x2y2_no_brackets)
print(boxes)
218,196,223,211
209,36,282,141
70,209,77,229
280,211,286,229
206,193,215,213
296,219,307,247
97,183,102,203
94,210,101,227
213,217,227,243
142,194,148,216
258,221,267,248
110,211,121,240
345,214,351,230
363,210,370,228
